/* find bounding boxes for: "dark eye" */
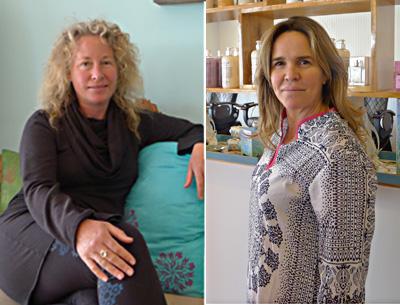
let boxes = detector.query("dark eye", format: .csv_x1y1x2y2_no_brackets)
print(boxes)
299,59,311,65
273,61,284,67
79,61,90,68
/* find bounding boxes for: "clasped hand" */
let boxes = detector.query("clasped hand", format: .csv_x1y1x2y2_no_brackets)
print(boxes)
76,219,136,282
184,142,204,200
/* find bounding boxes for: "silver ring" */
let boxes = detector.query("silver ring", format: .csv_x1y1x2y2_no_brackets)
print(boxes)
99,249,108,258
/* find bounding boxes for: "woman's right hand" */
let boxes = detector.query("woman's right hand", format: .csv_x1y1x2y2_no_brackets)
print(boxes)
75,219,136,282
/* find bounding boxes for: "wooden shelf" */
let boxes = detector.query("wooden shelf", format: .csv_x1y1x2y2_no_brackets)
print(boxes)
241,0,371,19
349,90,400,98
206,0,284,23
207,2,260,23
208,0,395,91
207,87,400,98
207,0,371,23
206,87,256,93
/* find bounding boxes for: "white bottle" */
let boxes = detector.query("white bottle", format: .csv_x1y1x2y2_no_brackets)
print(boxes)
221,47,239,89
251,40,261,86
335,39,350,72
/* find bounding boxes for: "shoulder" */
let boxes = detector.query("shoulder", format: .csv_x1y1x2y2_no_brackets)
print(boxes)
302,113,366,161
25,109,50,126
22,110,55,138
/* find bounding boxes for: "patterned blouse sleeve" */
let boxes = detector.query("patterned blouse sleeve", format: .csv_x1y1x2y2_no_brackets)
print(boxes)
311,148,376,303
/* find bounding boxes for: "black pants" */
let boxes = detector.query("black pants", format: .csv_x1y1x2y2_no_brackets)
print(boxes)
30,223,167,305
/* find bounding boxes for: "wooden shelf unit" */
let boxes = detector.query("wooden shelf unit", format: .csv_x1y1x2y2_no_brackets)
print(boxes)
207,0,396,93
206,87,256,93
207,87,400,98
206,0,285,23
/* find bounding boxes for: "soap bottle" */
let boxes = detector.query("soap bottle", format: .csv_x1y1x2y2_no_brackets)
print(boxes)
251,40,261,86
206,50,218,88
335,39,350,72
395,61,400,91
216,50,222,88
222,47,239,89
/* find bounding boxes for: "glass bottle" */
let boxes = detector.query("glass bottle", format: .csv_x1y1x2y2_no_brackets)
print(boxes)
335,39,350,72
251,40,261,85
206,50,222,88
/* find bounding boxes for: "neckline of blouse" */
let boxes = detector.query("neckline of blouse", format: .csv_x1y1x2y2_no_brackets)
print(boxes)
279,107,337,142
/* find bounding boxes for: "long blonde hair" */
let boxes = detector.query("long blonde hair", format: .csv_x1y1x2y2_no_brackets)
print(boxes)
40,19,143,138
256,16,374,158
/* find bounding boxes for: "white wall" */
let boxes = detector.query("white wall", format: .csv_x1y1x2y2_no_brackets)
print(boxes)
207,8,400,60
0,0,204,151
206,159,400,304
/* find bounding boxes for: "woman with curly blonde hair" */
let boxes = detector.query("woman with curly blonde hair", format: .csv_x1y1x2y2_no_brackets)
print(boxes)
248,16,376,303
0,19,203,305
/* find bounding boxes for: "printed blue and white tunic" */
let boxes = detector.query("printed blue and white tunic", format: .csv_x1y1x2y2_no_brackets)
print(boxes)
247,110,376,303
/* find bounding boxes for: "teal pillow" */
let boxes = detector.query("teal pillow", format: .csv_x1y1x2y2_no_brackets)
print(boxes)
124,142,204,298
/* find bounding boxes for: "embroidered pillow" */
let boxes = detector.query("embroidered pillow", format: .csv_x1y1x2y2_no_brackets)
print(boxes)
0,150,22,213
0,154,2,210
124,142,204,298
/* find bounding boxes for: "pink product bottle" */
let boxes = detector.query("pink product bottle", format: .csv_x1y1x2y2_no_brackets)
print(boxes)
216,50,222,88
395,61,400,91
206,51,221,88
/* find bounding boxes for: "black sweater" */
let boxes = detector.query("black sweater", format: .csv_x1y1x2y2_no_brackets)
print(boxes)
0,104,203,304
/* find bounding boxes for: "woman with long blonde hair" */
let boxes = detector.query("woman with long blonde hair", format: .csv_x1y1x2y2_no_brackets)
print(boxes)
248,16,376,303
0,19,203,305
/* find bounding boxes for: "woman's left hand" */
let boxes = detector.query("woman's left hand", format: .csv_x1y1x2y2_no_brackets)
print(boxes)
184,142,204,200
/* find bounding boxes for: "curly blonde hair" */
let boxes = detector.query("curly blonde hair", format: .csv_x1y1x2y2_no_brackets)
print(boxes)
40,19,143,138
256,16,375,159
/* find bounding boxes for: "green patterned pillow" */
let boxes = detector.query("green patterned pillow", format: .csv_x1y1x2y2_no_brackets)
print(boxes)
0,154,2,208
0,150,22,213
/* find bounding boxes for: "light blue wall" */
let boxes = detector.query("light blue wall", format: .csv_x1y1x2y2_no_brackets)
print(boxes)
0,0,204,150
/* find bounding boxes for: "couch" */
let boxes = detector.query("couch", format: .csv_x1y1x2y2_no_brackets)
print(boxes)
0,145,204,305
